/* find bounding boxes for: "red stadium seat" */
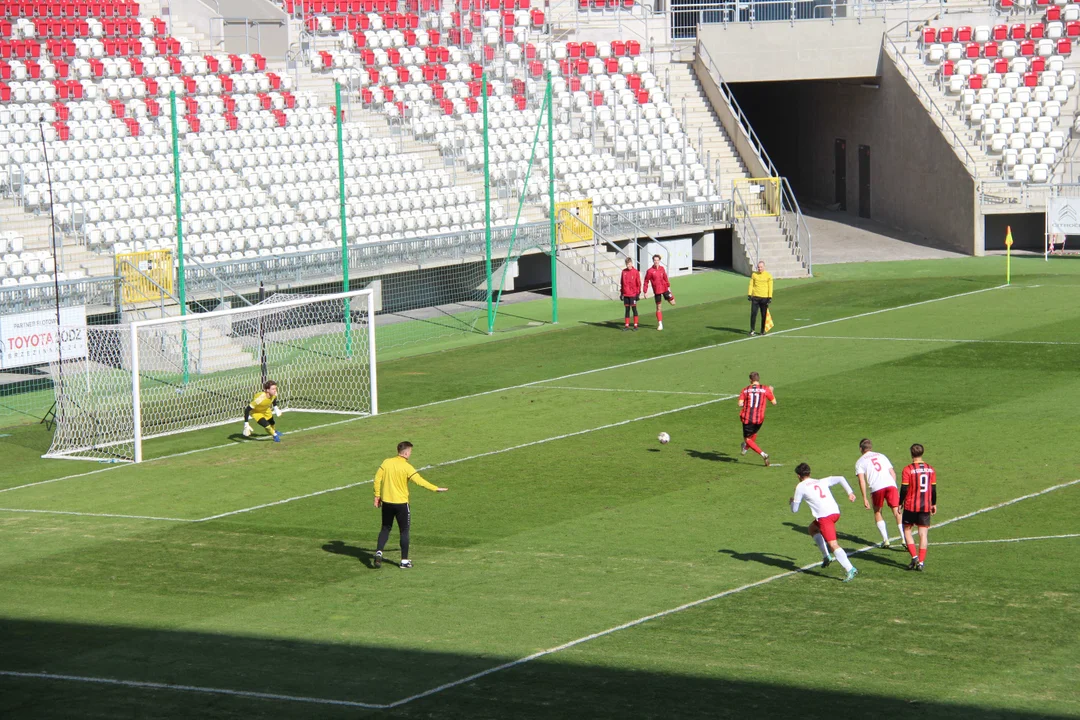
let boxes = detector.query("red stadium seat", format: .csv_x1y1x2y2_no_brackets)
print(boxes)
965,43,980,58
956,26,972,41
968,74,983,89
938,26,954,43
1029,23,1045,39
1019,40,1035,55
1030,56,1045,72
1067,21,1080,38
993,58,1008,73
984,42,998,57
1056,37,1071,53
1010,23,1026,40
1022,71,1037,86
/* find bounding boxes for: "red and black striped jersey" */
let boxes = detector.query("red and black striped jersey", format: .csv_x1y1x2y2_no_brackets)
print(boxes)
901,462,936,512
739,384,775,424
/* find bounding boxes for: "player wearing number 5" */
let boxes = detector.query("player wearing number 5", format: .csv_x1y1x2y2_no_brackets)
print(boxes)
855,438,903,548
790,463,859,582
243,380,282,442
900,444,937,572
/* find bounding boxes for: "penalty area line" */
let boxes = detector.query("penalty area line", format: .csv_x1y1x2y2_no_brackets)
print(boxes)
932,533,1080,547
0,508,195,522
6,478,1075,710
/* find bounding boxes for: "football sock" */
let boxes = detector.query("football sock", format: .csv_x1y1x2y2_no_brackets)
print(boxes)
744,436,763,456
656,309,663,323
632,307,638,324
898,523,906,541
812,533,829,557
876,520,889,543
906,543,917,559
624,316,630,327
834,548,853,572
918,547,926,563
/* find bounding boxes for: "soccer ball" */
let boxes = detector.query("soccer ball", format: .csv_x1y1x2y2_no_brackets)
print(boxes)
658,432,670,445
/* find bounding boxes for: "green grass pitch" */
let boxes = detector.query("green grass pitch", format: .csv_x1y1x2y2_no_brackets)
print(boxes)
0,256,1078,719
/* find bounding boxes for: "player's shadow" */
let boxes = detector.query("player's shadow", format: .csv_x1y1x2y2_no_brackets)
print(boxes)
717,549,826,578
783,522,875,549
579,320,635,331
707,326,750,335
853,548,911,570
322,540,387,569
685,448,739,463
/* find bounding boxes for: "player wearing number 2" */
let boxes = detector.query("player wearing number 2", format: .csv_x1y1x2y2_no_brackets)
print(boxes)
738,372,776,466
790,463,859,582
855,438,903,548
900,444,937,572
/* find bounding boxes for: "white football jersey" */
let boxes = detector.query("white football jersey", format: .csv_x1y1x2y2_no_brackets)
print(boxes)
791,476,854,519
855,452,895,492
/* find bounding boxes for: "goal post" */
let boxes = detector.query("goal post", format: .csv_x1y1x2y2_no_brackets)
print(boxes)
45,289,377,463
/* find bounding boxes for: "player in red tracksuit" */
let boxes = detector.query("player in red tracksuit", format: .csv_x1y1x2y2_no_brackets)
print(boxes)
642,254,675,331
619,258,641,331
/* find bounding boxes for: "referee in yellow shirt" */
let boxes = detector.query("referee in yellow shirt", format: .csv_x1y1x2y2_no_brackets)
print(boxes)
373,441,447,569
747,260,774,336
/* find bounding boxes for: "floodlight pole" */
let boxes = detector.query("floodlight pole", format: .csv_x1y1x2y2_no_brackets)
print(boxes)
547,71,557,325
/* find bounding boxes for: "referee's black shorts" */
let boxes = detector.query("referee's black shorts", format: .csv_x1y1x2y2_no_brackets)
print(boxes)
381,501,410,531
902,509,932,527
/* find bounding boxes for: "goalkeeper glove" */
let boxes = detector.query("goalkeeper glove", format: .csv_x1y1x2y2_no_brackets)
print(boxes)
273,406,282,418
243,422,252,437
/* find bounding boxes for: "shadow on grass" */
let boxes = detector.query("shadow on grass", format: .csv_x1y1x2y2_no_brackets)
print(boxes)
578,320,632,331
717,548,800,572
2,617,1070,719
322,540,384,569
707,326,751,335
782,521,875,548
686,448,740,464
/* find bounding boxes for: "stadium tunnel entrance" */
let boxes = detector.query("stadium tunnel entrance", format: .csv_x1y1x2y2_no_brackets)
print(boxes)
725,75,979,255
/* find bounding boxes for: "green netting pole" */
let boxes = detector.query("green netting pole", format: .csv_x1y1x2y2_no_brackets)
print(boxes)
336,82,352,357
483,71,494,335
546,71,557,325
169,90,189,385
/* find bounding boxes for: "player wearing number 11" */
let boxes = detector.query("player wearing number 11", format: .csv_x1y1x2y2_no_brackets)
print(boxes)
790,463,859,582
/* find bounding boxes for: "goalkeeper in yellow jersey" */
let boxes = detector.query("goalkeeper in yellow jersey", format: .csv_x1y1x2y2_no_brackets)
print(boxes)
243,380,282,443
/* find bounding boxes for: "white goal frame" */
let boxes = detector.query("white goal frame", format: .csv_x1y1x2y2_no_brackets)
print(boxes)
46,289,378,464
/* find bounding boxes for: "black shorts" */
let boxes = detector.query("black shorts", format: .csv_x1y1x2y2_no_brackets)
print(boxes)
742,422,762,438
622,295,638,307
256,417,276,428
902,510,932,527
654,291,673,303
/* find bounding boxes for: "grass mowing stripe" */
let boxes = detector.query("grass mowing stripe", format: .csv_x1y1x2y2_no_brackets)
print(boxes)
536,387,730,396
777,335,1080,346
0,671,386,710
932,533,1080,546
194,394,740,522
383,475,1080,709
0,508,194,522
16,283,1007,498
4,477,1075,710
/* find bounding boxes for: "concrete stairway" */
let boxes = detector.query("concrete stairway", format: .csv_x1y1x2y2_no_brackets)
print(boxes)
660,60,751,196
0,200,114,279
557,244,622,299
734,214,809,279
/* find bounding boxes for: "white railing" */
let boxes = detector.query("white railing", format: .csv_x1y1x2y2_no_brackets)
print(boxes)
977,181,1080,209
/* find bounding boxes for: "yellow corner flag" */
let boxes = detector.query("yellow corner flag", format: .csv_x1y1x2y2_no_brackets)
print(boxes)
1005,225,1013,285
764,309,774,333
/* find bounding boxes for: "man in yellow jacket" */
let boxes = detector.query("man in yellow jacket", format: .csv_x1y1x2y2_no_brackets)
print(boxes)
373,441,448,569
747,260,774,336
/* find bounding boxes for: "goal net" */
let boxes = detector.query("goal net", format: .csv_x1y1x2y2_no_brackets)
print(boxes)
44,289,377,463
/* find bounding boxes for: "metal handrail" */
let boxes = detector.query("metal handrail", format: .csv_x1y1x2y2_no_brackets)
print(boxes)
184,252,257,308
695,39,812,269
731,183,761,265
882,34,981,179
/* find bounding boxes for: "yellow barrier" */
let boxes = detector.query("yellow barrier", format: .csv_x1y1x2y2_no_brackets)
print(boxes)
733,178,781,218
116,250,174,305
555,199,594,244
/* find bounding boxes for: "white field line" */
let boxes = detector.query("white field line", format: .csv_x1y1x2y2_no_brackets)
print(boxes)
0,508,195,522
381,475,1080,709
24,283,1004,494
933,533,1080,546
776,335,1080,346
193,395,738,522
0,671,384,710
7,472,1072,711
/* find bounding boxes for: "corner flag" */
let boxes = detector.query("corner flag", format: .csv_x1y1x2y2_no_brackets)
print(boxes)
764,309,774,333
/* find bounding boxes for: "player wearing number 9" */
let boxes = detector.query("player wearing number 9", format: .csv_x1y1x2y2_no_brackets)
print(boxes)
899,443,937,572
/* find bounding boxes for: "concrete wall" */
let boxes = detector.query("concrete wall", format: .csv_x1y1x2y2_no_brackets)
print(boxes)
788,60,977,253
172,0,289,58
698,19,884,83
